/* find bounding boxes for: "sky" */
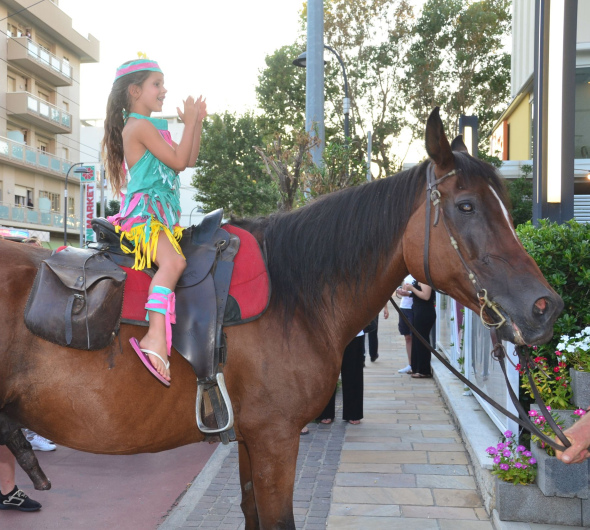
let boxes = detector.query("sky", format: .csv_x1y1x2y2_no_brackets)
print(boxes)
58,0,307,119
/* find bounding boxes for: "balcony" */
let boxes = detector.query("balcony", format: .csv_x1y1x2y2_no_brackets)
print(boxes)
6,92,72,134
7,37,73,86
0,201,80,233
0,135,73,178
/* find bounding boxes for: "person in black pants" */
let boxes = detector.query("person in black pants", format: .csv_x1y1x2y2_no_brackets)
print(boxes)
403,279,436,378
317,332,365,424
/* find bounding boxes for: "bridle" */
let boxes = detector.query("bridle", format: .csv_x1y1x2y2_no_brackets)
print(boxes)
392,163,571,452
423,164,506,330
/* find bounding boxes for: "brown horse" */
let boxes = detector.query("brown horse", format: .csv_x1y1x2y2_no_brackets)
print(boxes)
0,108,562,529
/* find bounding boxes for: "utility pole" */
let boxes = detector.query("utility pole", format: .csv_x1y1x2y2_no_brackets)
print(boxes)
306,0,324,166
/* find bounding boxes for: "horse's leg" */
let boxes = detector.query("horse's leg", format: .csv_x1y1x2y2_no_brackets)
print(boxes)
0,413,50,491
246,432,298,530
238,441,259,530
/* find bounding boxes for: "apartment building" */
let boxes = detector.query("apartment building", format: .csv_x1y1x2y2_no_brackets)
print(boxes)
0,0,99,246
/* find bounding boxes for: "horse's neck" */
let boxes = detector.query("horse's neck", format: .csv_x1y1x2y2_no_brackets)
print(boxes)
330,248,408,349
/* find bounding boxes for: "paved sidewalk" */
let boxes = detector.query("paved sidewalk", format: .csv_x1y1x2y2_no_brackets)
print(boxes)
160,310,495,529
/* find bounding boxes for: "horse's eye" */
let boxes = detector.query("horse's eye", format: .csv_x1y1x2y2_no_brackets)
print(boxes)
458,202,474,213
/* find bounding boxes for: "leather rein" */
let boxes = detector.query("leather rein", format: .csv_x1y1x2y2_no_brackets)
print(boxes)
397,164,571,452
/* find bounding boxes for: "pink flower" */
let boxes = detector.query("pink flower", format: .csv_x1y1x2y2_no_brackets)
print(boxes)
554,366,560,373
503,449,512,457
486,447,498,455
493,456,501,464
546,406,552,411
574,409,587,416
530,458,537,464
529,410,538,417
516,445,526,452
523,450,532,457
499,463,510,471
556,376,562,381
496,443,505,451
504,430,513,438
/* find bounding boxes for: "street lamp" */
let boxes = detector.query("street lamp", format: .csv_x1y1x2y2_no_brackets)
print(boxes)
64,162,90,246
293,45,350,144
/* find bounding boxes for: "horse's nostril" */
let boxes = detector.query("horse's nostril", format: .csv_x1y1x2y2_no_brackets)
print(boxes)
533,297,547,316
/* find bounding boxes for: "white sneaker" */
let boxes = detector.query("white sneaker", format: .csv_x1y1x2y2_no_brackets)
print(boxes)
398,365,412,374
29,434,56,452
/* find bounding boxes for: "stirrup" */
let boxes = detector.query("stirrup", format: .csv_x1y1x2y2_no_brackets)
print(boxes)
144,286,176,357
196,374,234,433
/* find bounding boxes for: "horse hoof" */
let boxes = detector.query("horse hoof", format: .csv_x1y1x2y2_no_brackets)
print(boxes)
34,478,51,491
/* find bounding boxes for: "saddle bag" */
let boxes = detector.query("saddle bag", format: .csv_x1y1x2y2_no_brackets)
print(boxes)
24,247,127,350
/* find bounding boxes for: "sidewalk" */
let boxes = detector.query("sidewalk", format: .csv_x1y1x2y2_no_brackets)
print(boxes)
159,310,583,529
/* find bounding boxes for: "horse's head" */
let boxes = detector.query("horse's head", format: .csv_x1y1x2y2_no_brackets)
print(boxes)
403,107,563,345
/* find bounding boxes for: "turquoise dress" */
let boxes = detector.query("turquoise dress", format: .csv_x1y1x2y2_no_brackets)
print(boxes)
108,113,184,270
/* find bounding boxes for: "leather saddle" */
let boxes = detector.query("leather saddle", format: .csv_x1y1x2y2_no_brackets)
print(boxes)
26,209,247,442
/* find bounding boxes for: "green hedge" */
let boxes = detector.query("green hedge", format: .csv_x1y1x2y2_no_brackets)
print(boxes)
516,219,590,356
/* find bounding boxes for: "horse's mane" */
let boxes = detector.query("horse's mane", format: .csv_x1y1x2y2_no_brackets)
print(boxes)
229,153,507,329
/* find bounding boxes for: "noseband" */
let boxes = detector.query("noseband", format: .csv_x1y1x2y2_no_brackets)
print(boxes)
423,164,506,330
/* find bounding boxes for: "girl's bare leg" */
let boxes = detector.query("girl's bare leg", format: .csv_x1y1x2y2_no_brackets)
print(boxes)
0,445,16,495
139,234,186,381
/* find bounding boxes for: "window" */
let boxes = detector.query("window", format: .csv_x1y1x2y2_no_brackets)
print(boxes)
39,190,60,211
37,138,48,152
575,67,590,159
7,76,16,92
14,185,27,207
37,89,50,102
62,147,69,160
63,101,69,112
68,196,74,216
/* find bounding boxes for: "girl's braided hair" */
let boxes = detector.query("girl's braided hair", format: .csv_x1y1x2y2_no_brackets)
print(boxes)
101,61,152,198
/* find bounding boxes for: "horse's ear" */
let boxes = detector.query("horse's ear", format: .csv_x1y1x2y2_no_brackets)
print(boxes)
425,107,454,170
450,135,469,153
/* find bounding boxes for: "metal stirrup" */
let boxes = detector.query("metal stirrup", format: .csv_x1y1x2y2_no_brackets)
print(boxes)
195,373,234,434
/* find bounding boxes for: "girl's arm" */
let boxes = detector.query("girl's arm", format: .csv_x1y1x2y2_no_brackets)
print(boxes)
125,97,199,172
403,281,432,301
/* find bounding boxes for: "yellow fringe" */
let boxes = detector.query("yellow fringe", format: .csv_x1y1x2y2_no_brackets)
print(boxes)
115,221,185,271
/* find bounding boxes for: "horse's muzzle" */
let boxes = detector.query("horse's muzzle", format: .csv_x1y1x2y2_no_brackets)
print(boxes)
493,292,564,346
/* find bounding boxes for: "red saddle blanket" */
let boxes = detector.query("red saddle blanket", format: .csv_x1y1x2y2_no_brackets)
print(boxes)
122,224,269,325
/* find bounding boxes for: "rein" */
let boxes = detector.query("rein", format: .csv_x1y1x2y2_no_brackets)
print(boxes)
414,163,570,451
389,297,570,452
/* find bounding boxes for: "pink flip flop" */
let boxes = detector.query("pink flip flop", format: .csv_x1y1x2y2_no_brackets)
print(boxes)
129,337,171,387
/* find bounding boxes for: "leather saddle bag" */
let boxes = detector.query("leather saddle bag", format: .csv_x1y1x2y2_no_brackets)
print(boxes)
24,247,127,350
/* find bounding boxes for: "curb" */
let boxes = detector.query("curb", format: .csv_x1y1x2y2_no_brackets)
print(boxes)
158,442,232,529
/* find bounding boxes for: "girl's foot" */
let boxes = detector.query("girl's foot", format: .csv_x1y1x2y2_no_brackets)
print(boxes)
139,335,170,381
348,420,361,425
300,427,309,435
320,418,333,424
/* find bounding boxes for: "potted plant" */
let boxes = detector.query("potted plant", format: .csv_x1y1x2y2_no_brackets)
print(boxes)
557,329,590,409
489,430,585,525
527,408,589,498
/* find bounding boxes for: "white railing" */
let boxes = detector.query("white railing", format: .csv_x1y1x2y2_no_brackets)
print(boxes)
24,92,72,130
0,202,80,230
436,293,520,435
0,136,73,176
25,38,72,79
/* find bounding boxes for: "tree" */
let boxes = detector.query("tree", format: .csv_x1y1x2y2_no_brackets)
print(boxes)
256,44,307,143
321,0,416,176
192,112,279,217
403,0,511,150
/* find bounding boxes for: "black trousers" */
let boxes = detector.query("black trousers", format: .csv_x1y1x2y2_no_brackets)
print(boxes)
317,335,364,422
367,316,378,360
410,304,436,376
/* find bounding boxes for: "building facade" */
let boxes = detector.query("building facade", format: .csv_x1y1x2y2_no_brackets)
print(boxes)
490,0,590,198
0,0,99,246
